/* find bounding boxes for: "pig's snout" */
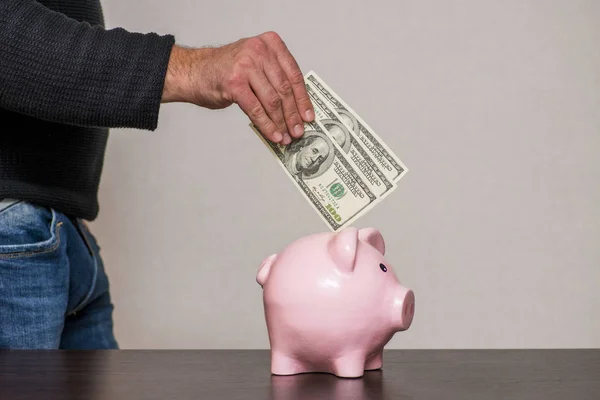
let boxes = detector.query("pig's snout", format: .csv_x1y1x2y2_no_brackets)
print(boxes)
392,286,415,331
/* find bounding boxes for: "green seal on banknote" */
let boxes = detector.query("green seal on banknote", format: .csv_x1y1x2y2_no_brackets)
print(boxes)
329,183,345,198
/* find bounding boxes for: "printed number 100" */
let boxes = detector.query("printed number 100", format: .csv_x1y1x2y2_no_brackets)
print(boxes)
325,204,342,223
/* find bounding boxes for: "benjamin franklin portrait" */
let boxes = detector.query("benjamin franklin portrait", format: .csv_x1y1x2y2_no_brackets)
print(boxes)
282,130,335,180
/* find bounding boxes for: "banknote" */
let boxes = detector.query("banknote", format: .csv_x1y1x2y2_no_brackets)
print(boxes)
250,119,379,232
304,80,396,200
304,70,408,183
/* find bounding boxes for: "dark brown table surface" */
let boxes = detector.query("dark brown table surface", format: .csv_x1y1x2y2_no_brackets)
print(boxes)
0,349,598,399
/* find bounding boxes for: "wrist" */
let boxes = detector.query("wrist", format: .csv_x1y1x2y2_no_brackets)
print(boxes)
161,44,196,103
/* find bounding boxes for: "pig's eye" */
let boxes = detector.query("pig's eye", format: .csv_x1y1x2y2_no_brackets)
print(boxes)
379,263,387,272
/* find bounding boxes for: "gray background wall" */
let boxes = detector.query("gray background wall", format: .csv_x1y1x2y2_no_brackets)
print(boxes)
90,0,600,349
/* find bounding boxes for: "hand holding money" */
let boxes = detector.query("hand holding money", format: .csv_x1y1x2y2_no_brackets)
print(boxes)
161,31,314,144
251,71,408,231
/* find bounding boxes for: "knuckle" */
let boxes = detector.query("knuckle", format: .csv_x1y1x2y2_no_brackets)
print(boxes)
286,107,301,121
288,69,304,85
277,79,293,97
262,31,281,43
267,93,282,111
235,55,254,70
262,119,276,134
246,37,267,56
245,36,262,48
249,102,265,120
298,94,312,107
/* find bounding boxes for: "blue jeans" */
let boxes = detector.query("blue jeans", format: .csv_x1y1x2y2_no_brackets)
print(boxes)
0,200,118,349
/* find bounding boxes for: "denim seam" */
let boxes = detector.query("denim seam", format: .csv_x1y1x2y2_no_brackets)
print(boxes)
75,219,95,257
69,251,99,316
0,210,63,259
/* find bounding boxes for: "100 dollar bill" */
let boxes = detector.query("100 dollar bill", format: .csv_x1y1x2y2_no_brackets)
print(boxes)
251,119,379,232
305,80,396,200
305,71,408,182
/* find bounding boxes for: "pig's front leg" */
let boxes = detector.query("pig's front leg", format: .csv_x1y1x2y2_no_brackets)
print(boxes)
270,352,309,376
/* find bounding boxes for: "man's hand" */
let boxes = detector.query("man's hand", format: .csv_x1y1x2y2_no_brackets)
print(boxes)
162,31,315,145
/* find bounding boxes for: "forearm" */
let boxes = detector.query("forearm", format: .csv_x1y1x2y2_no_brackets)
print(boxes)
0,0,175,130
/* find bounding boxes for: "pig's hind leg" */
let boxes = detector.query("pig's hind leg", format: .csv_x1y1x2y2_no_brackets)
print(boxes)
330,352,367,378
365,352,383,370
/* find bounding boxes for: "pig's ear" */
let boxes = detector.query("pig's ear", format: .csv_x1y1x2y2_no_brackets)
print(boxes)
359,227,385,255
329,227,359,273
257,253,277,287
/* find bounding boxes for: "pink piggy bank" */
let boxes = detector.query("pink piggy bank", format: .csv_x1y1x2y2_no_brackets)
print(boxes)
256,226,415,378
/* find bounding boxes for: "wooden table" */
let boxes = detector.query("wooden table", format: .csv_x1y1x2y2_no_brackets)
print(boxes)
0,349,598,399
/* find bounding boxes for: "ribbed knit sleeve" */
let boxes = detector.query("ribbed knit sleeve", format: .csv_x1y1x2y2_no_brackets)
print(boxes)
0,0,175,130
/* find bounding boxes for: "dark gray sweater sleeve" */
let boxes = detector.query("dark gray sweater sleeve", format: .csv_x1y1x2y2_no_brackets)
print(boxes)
0,0,176,130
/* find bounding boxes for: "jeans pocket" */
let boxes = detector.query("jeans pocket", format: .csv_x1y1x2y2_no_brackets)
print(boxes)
0,201,62,259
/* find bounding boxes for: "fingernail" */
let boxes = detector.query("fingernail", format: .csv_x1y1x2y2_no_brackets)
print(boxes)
293,124,303,137
282,132,291,145
272,132,283,142
305,109,314,121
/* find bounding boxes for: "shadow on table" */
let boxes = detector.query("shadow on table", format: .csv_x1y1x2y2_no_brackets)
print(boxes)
269,369,408,400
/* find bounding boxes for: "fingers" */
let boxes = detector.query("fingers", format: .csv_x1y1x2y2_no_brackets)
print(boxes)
236,83,282,143
262,32,314,124
248,68,288,140
229,32,313,145
262,55,306,139
281,132,292,145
